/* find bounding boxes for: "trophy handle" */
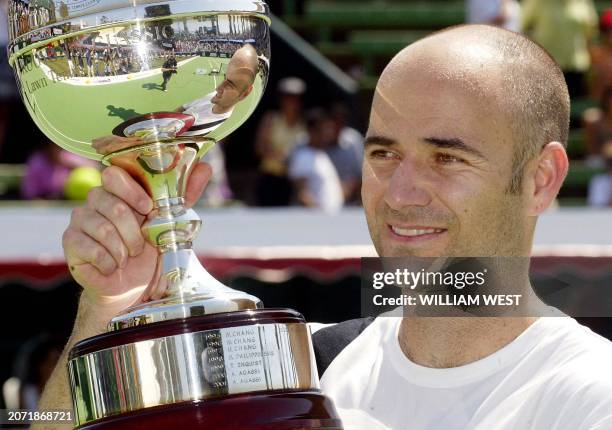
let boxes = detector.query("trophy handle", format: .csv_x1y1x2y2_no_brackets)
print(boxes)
102,139,262,331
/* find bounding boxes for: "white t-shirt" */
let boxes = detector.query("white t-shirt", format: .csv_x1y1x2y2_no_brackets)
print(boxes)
288,145,344,212
321,316,612,430
587,173,612,207
181,92,232,137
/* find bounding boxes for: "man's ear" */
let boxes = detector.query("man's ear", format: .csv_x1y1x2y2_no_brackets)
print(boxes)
240,85,254,100
526,142,568,216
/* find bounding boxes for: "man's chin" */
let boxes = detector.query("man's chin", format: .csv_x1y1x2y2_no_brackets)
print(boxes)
377,244,443,258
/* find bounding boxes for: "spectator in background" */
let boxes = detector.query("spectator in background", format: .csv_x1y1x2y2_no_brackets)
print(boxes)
587,141,612,206
66,44,75,77
584,85,612,167
255,77,307,206
588,9,612,100
21,142,98,200
85,47,94,77
325,103,364,204
466,0,521,32
522,0,598,99
288,109,344,212
12,334,63,409
76,49,85,76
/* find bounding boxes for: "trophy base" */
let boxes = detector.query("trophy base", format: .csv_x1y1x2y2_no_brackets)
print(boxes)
77,391,342,430
69,309,343,429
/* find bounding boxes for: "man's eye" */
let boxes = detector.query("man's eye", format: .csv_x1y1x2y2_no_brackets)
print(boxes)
369,150,398,160
436,153,465,164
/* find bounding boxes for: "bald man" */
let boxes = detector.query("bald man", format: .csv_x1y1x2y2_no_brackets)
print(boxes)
36,25,612,430
314,25,612,429
179,44,258,137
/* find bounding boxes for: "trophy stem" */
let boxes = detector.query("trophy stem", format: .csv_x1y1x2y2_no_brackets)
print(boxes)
103,141,262,330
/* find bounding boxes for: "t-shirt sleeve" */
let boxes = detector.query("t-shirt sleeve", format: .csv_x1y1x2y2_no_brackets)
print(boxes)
182,94,213,112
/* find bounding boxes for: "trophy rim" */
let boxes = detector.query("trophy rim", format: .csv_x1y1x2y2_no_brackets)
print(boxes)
69,308,305,358
106,291,265,331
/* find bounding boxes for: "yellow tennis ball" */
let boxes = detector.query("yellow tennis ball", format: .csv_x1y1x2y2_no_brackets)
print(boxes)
64,166,102,200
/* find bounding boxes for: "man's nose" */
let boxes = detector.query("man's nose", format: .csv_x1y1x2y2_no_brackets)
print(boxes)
384,158,432,210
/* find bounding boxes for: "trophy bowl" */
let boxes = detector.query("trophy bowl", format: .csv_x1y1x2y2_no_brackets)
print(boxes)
8,1,343,428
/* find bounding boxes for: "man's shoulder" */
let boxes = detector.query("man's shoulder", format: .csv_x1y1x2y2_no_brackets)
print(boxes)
534,323,612,424
311,317,376,378
535,318,612,389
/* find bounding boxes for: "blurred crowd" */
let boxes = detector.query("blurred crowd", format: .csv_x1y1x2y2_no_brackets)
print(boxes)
468,0,612,206
254,77,363,211
3,0,612,208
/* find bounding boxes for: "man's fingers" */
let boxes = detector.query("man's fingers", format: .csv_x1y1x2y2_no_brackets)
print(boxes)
185,162,212,208
101,166,153,215
86,187,146,257
77,211,129,269
63,227,118,276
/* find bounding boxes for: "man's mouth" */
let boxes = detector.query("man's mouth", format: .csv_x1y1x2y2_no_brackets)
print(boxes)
388,225,446,239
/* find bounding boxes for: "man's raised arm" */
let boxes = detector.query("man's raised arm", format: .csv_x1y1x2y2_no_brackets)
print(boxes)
31,164,210,429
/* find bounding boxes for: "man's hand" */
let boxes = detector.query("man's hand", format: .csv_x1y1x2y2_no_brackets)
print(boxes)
34,162,211,429
62,162,212,326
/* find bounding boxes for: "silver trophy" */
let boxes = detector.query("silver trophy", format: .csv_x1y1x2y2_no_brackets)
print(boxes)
8,1,342,428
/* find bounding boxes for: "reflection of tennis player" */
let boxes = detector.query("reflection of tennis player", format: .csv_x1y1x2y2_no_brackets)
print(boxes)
66,46,75,77
160,52,178,92
177,44,258,137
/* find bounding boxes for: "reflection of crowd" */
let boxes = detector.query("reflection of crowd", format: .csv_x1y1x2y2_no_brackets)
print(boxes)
8,0,54,40
174,39,199,55
59,43,171,78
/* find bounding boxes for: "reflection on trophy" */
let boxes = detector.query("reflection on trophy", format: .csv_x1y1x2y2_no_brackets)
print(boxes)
8,1,343,428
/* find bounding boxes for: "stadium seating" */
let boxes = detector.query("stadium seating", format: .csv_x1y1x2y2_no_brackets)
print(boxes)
277,0,612,205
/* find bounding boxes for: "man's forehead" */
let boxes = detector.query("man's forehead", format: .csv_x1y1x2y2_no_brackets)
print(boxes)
380,37,506,98
371,74,503,128
372,39,509,124
368,69,511,155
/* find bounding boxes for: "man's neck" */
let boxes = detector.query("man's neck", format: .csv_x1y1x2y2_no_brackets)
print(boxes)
212,105,231,115
398,316,538,368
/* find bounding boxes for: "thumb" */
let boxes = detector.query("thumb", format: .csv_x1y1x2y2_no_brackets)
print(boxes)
185,162,212,208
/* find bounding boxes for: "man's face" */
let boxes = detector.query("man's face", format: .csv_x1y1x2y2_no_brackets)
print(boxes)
211,64,253,109
363,50,532,258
